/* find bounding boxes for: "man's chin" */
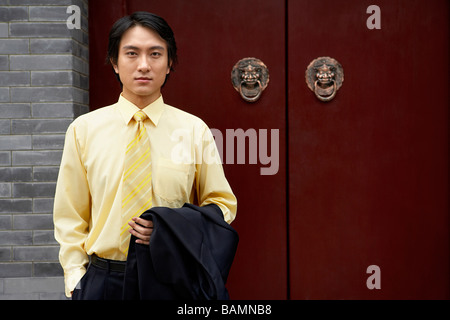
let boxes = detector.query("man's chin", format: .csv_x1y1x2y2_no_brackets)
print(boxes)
133,87,158,97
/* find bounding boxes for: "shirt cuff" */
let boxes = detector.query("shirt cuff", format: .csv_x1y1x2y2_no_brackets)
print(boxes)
64,267,87,298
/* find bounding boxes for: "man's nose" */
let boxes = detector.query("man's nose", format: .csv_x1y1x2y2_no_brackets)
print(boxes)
137,56,151,72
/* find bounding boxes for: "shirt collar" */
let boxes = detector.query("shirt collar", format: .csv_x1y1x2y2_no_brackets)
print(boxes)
117,94,165,126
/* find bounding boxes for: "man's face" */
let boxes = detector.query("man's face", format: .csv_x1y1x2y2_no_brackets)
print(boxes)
113,25,171,105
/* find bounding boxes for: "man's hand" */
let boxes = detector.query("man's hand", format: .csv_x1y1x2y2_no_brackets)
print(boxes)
128,217,153,245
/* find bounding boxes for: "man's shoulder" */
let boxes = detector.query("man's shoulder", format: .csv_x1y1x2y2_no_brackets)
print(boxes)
163,103,207,127
71,103,118,126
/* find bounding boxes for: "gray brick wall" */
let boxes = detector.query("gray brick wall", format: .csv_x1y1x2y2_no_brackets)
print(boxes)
0,0,89,300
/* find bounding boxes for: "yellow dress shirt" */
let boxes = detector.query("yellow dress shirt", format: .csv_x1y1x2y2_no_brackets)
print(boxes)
53,94,237,297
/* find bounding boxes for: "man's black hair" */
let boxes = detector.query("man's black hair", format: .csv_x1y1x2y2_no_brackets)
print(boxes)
106,11,178,86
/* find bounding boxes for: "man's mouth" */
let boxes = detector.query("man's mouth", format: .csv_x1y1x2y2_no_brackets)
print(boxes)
135,77,152,82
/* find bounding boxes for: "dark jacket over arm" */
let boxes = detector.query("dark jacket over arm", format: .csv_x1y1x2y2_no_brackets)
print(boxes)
123,203,239,300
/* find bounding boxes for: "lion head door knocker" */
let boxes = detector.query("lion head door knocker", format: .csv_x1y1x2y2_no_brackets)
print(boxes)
231,57,269,102
305,57,344,102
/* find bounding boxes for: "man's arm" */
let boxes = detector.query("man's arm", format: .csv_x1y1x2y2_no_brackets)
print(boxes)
196,127,237,224
53,123,91,298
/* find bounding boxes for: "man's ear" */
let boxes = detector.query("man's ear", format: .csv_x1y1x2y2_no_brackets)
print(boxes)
111,58,119,74
166,60,173,75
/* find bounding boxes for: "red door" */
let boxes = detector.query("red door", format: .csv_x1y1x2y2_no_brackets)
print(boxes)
89,0,448,299
288,0,449,299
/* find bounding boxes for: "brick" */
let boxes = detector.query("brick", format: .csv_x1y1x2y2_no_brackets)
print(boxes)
14,214,54,230
0,182,11,197
0,120,10,134
32,103,76,118
73,41,89,61
0,39,29,55
0,247,11,261
0,135,32,150
78,88,89,104
31,71,74,86
73,28,87,45
9,23,71,38
10,55,72,71
34,262,63,277
0,293,39,300
0,151,11,165
78,73,88,90
33,230,57,245
0,71,30,86
0,199,32,214
12,182,56,198
3,276,64,293
74,103,89,117
0,23,8,38
0,263,32,277
73,56,89,75
0,215,11,229
12,150,62,165
33,167,59,182
0,103,31,118
33,198,54,213
0,55,8,70
0,7,29,22
30,39,73,54
12,119,72,134
13,246,59,261
0,167,33,182
32,134,65,150
11,87,86,103
29,6,68,21
79,73,89,90
0,87,9,102
0,231,32,245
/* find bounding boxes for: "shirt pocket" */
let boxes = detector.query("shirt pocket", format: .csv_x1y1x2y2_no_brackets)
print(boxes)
153,158,192,204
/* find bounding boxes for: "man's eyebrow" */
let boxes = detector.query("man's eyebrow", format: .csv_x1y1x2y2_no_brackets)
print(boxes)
122,45,139,51
122,45,165,51
149,45,165,51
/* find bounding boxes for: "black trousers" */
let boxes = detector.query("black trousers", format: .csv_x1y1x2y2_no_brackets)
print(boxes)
72,264,125,300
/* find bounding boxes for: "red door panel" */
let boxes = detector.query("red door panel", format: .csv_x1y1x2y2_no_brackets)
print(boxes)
88,0,126,110
288,0,449,299
90,0,287,299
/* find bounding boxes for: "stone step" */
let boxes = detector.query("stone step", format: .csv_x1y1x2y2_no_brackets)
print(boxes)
0,276,67,300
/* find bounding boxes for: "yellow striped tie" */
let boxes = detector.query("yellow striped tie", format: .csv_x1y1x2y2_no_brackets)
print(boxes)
120,111,152,254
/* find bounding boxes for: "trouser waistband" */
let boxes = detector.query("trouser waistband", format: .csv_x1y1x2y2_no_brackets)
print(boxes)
90,254,126,273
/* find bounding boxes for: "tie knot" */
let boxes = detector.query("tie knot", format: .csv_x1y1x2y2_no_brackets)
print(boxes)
133,111,147,122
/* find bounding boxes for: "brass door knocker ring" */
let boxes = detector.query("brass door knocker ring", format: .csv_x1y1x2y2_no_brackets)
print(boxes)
314,79,337,102
231,57,269,103
239,79,263,102
306,57,344,102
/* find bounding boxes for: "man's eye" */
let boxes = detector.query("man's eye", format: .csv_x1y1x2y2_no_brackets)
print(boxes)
126,52,137,56
151,52,162,57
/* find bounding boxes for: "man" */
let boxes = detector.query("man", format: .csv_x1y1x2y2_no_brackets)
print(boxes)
53,12,237,299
